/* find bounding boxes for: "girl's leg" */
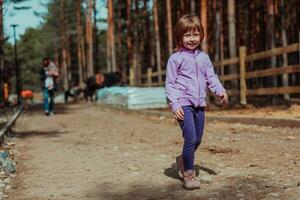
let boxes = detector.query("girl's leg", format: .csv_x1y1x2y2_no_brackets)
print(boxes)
194,107,205,152
180,106,197,171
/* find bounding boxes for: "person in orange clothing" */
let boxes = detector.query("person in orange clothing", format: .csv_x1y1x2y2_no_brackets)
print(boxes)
21,89,34,109
3,82,9,104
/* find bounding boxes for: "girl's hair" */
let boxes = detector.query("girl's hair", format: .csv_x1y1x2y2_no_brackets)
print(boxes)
174,14,204,51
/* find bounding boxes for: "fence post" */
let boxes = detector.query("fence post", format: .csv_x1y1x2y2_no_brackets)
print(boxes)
239,46,247,105
129,67,134,86
147,68,152,87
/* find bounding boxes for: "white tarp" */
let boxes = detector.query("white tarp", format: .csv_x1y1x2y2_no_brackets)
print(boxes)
96,86,168,109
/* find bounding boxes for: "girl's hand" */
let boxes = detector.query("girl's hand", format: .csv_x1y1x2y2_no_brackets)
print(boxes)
174,107,184,121
219,92,229,104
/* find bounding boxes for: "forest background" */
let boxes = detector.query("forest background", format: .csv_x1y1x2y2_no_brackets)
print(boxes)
0,0,299,105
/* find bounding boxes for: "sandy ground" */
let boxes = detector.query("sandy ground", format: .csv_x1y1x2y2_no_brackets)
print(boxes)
4,103,300,200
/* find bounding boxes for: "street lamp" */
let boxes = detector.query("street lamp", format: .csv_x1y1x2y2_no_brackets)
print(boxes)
11,24,21,105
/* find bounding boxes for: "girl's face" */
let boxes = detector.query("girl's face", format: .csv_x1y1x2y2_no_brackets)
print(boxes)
182,29,201,50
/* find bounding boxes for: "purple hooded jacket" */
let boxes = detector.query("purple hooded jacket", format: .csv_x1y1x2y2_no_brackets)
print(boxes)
165,48,226,112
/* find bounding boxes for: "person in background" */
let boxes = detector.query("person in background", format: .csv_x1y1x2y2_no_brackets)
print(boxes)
40,57,59,116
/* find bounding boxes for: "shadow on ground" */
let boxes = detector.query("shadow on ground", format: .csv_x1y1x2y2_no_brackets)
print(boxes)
11,130,67,138
23,103,84,116
88,175,283,200
164,163,218,180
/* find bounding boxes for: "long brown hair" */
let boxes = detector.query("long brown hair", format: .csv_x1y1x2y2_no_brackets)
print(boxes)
174,14,204,51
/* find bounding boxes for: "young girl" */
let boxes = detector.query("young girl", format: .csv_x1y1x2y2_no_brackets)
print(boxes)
165,14,228,190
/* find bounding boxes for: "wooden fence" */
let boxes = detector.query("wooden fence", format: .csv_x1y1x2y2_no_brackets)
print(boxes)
128,33,300,104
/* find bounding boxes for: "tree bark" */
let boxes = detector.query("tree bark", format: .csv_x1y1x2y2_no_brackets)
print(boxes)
213,0,220,62
190,0,195,13
200,0,208,52
117,2,123,77
108,0,116,72
280,0,289,100
86,0,94,77
60,0,69,90
76,0,84,88
227,0,238,102
166,0,173,55
266,0,277,87
0,0,4,104
93,0,99,72
153,0,162,83
126,0,133,85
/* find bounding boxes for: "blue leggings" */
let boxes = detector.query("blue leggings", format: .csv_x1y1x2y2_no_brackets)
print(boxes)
179,106,205,171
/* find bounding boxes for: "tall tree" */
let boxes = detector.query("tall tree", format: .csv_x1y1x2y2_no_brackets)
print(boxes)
266,0,277,87
86,0,94,77
200,0,208,52
280,0,289,100
107,0,116,72
153,0,162,83
60,0,69,90
0,0,3,104
227,0,238,98
127,0,133,85
76,0,84,88
190,0,195,13
166,0,173,55
93,0,99,71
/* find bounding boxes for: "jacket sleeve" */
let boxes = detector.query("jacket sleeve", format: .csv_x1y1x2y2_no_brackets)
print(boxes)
40,68,46,82
205,57,226,96
165,55,181,112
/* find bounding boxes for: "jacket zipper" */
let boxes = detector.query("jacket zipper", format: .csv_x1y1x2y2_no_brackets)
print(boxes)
193,55,200,107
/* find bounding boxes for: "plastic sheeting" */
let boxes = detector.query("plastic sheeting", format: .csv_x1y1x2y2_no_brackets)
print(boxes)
96,86,168,109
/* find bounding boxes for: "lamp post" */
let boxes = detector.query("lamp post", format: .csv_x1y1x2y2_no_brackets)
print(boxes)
11,24,21,105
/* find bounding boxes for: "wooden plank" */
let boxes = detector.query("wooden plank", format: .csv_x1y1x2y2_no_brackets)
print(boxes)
151,82,164,86
219,74,239,81
246,64,300,79
245,43,299,62
214,57,239,67
247,86,300,95
152,70,166,77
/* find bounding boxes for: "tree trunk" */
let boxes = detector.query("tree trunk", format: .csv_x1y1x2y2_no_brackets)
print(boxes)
266,0,277,87
66,35,72,81
190,0,195,13
108,0,116,72
60,0,69,90
86,0,94,77
153,0,162,83
76,0,84,88
93,0,99,72
106,27,111,73
227,0,238,103
117,2,123,78
213,0,220,62
132,0,140,85
127,0,133,85
166,0,173,55
200,0,208,52
0,0,4,104
280,0,289,100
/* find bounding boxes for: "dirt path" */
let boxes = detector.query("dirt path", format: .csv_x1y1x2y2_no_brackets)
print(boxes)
6,104,300,200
